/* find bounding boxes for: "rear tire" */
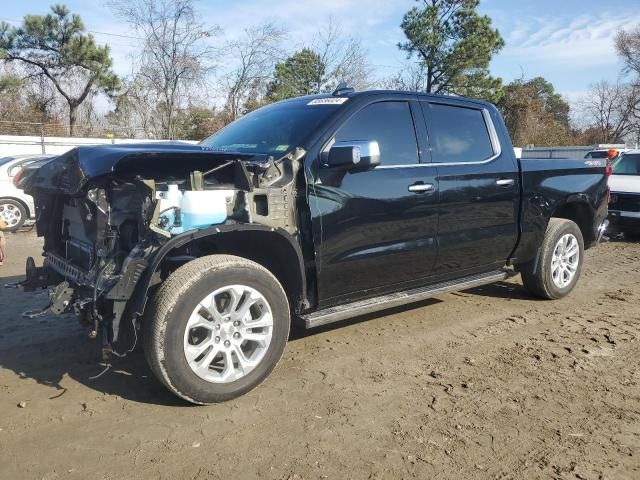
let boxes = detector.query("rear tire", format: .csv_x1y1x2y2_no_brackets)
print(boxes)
0,199,27,232
520,218,584,300
143,255,290,405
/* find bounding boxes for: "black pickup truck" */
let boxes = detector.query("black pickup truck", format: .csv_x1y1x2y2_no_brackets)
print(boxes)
17,89,609,404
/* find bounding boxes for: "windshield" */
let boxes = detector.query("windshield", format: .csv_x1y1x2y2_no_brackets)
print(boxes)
0,156,16,167
200,100,341,156
7,159,38,177
613,153,640,175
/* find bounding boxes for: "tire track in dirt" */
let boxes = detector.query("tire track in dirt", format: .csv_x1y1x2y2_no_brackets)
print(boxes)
0,235,639,479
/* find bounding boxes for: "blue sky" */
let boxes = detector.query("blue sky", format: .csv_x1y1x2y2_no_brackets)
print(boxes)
2,0,639,105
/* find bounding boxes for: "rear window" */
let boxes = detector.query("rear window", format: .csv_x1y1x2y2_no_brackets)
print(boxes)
7,159,37,177
613,154,640,175
425,103,495,163
584,151,608,159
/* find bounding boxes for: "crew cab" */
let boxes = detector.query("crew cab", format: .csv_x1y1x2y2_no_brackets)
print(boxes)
608,150,640,239
17,89,609,404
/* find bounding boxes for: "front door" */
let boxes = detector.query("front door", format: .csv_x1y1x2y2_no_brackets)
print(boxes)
309,99,439,307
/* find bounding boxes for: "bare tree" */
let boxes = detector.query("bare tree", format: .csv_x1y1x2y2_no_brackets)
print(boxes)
312,19,372,91
616,26,640,80
380,62,428,91
0,63,63,132
108,75,170,138
579,81,639,143
222,24,286,121
109,0,220,138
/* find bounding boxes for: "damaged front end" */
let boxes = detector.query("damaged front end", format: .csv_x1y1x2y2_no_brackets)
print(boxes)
20,143,304,359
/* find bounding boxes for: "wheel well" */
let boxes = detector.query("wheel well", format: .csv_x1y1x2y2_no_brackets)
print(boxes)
552,202,593,245
0,197,30,217
159,230,307,312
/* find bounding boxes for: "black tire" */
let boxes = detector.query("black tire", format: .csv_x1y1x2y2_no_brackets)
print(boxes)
520,218,584,300
143,254,290,405
0,199,27,232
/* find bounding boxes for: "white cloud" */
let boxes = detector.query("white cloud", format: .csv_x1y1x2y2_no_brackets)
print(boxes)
200,0,406,44
499,12,640,68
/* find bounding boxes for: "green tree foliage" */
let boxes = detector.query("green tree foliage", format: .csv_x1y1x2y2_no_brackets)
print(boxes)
498,77,571,146
0,4,118,135
398,0,505,102
266,49,326,102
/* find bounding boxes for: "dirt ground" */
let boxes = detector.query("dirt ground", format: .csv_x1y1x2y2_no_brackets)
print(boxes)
0,230,638,480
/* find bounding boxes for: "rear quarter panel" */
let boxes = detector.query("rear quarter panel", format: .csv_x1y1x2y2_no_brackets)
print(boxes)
511,158,608,264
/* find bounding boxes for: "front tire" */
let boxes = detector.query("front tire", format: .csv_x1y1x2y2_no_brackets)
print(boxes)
0,199,27,232
143,255,290,404
520,218,584,300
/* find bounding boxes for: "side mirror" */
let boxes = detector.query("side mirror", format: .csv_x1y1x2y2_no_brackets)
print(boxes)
325,140,381,170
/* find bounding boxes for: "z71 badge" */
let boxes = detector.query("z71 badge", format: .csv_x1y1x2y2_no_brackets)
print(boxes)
584,160,603,167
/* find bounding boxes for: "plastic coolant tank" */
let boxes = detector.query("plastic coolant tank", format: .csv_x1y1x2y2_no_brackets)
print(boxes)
180,190,232,231
157,184,183,232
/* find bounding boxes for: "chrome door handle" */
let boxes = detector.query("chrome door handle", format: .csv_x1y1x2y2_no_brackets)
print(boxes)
408,183,434,193
495,178,515,187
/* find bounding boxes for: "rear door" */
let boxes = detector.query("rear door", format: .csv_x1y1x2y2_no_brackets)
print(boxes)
421,100,519,277
309,97,439,306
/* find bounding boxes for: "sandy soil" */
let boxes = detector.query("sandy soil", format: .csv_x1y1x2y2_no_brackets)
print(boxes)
0,230,639,480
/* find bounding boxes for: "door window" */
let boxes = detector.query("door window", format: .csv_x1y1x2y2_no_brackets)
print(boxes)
334,101,419,166
426,103,495,163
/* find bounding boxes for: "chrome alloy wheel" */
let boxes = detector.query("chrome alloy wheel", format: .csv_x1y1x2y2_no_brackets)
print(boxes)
551,233,579,289
0,202,22,227
183,285,273,383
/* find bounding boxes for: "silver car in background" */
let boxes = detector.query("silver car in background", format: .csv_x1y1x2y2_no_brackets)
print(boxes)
0,154,52,231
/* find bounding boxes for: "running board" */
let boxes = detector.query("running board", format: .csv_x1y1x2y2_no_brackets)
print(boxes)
302,270,511,329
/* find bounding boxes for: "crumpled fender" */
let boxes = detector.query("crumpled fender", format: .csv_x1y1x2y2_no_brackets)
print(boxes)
128,223,308,316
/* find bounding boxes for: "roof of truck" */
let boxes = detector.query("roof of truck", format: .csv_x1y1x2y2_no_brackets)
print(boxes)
278,89,494,109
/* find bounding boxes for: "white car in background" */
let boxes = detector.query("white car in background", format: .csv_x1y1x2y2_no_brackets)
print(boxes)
0,154,52,232
608,150,640,239
584,147,630,164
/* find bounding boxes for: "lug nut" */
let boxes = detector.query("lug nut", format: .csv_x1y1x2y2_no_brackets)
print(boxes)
233,332,240,339
233,321,240,327
215,336,220,343
224,340,231,347
215,324,221,330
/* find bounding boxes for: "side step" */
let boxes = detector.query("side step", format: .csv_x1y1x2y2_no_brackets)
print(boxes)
302,270,511,329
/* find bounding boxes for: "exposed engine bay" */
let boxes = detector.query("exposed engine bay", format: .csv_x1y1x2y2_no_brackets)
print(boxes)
20,145,306,358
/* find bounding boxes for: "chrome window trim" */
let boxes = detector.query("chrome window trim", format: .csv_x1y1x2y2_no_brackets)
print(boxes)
376,107,503,169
